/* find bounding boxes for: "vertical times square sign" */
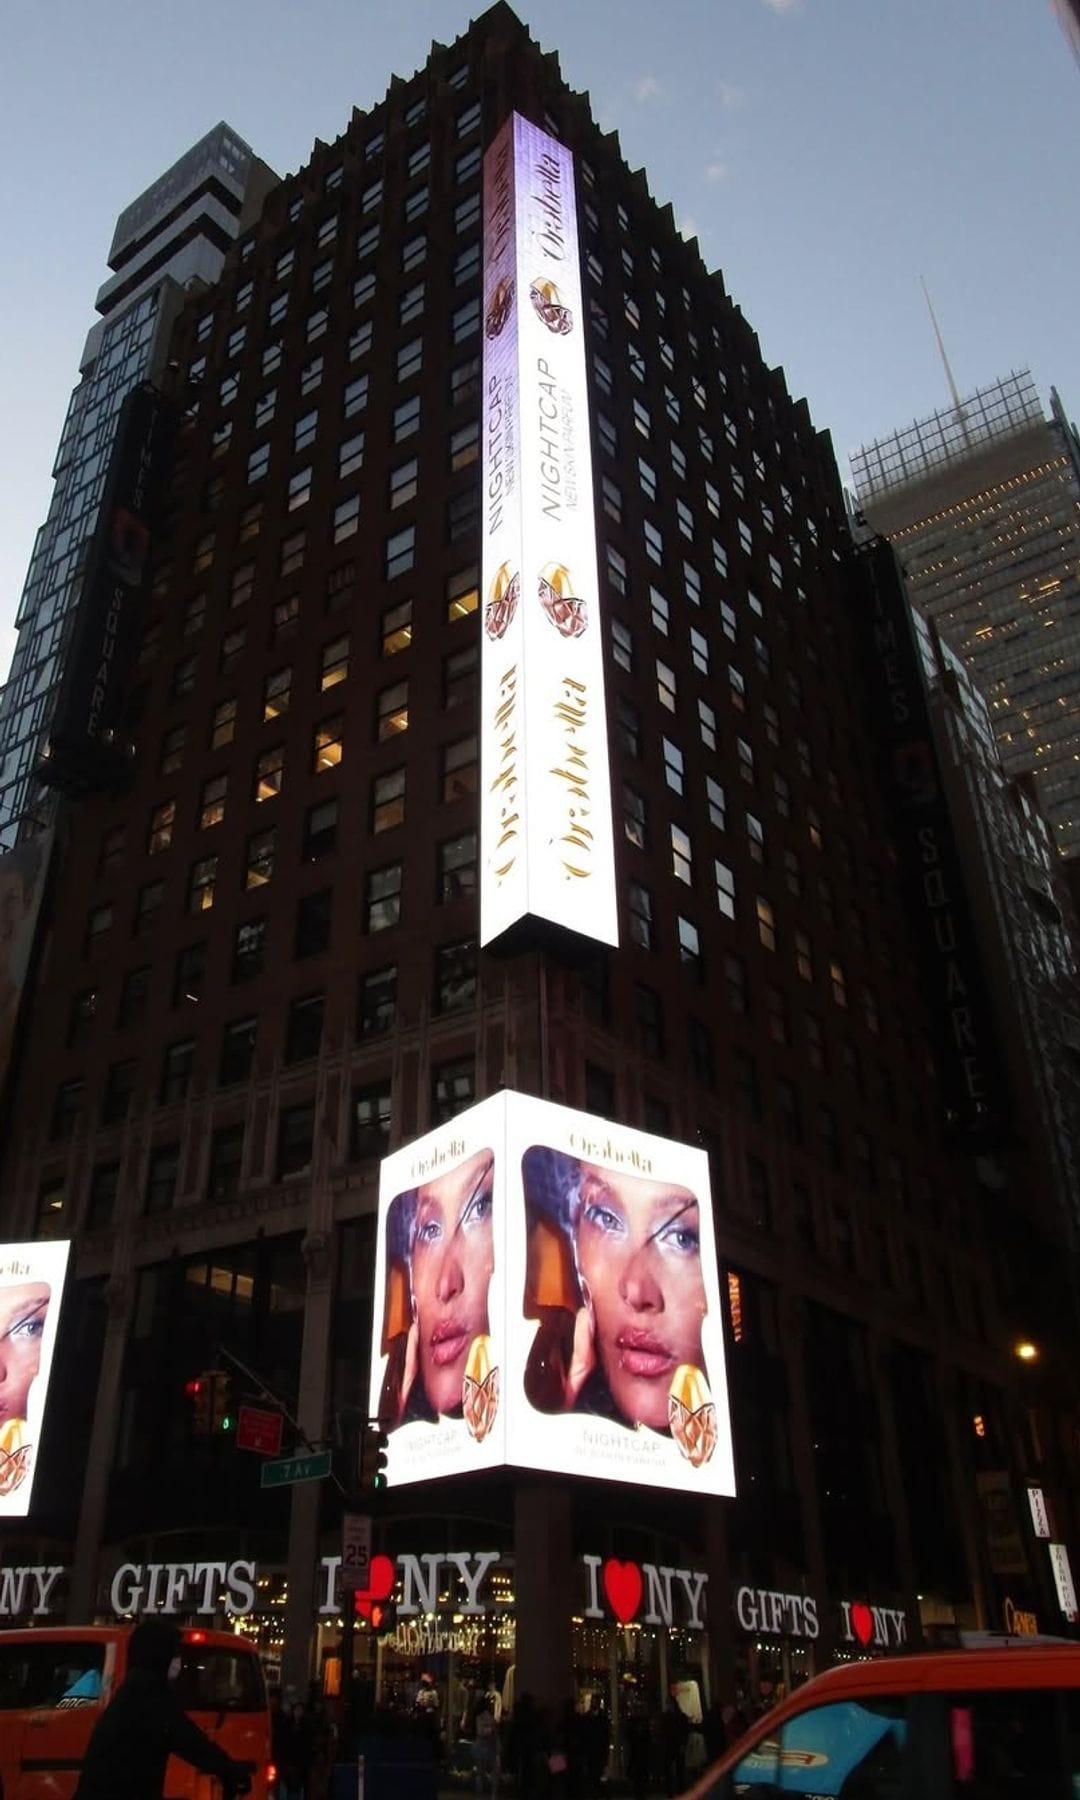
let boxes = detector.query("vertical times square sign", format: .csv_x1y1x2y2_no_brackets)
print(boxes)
479,114,618,949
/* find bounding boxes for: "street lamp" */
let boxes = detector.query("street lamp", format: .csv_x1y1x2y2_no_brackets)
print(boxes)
1015,1341,1039,1363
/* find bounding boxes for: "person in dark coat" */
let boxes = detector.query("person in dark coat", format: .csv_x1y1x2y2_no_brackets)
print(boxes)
73,1618,253,1800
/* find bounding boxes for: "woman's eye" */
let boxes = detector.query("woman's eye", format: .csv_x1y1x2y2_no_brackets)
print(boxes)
9,1315,44,1343
584,1202,622,1235
463,1186,493,1227
661,1222,699,1255
415,1219,441,1245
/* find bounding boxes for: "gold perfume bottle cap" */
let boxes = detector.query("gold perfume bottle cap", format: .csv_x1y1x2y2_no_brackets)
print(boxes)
462,1335,499,1442
668,1364,718,1468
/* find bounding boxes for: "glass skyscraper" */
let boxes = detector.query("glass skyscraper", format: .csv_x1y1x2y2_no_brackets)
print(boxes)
0,123,276,847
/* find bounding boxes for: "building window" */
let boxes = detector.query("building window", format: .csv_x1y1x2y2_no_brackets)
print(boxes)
302,797,337,861
656,660,677,712
244,828,275,889
678,916,702,977
172,944,207,1008
687,1018,715,1089
277,1102,315,1178
441,735,478,801
133,881,163,937
627,880,654,948
635,984,664,1059
285,992,325,1064
196,773,227,831
339,430,364,478
830,959,848,1008
447,565,479,621
254,745,285,802
371,767,406,833
396,337,423,383
68,988,97,1047
386,525,416,579
358,965,397,1037
444,644,478,708
618,698,641,756
233,917,268,982
623,784,646,849
662,738,684,796
86,1163,118,1232
805,1012,825,1072
450,421,480,470
160,1039,195,1104
376,680,409,740
187,856,218,914
434,939,478,1013
295,889,332,957
795,929,814,982
432,1058,475,1124
390,457,419,510
366,865,402,932
102,1059,136,1125
313,714,344,774
756,896,776,951
208,1124,245,1200
220,1016,258,1084
746,814,765,864
438,832,477,901
159,725,186,775
147,800,175,855
447,487,480,541
280,531,306,576
381,599,413,655
393,395,420,440
344,374,370,418
351,1082,391,1158
211,698,237,748
145,1143,180,1215
118,966,150,1028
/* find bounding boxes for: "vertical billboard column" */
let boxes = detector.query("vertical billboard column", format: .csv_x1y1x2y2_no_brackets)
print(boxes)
479,114,618,949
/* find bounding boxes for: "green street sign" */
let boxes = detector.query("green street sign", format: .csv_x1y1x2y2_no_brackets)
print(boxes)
260,1450,332,1489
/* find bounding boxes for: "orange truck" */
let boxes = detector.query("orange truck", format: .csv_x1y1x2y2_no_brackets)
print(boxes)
683,1641,1080,1797
0,1624,274,1799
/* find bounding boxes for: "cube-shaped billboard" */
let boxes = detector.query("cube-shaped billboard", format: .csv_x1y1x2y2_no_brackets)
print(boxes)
369,1095,734,1497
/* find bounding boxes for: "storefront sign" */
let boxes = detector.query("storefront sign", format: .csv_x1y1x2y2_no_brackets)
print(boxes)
581,1555,707,1629
838,1599,907,1649
1003,1596,1039,1636
735,1586,819,1640
389,1618,506,1658
1027,1486,1051,1539
318,1550,501,1617
1048,1543,1078,1622
109,1560,256,1616
0,1565,64,1616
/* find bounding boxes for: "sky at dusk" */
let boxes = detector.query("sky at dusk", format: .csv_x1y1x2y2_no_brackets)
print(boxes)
1,0,1078,676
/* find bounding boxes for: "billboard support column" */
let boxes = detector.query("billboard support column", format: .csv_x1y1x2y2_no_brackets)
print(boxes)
281,1232,335,1696
514,1482,574,1711
68,1274,132,1619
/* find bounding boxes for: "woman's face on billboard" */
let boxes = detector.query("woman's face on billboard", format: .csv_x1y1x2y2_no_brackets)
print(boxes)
575,1165,705,1431
0,1282,49,1428
412,1150,495,1416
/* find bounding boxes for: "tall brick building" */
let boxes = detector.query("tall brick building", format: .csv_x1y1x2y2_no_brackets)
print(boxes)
1,2,1076,1727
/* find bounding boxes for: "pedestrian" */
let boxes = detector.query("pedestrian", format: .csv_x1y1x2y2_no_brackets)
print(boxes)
624,1701,652,1800
659,1697,689,1797
474,1694,500,1799
279,1698,314,1800
72,1618,254,1800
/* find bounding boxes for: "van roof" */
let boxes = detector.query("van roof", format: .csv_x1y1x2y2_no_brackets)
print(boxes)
0,1624,252,1650
772,1644,1080,1702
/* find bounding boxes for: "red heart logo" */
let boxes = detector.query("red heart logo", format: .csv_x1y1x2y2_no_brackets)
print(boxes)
603,1558,643,1624
851,1602,874,1647
355,1552,396,1617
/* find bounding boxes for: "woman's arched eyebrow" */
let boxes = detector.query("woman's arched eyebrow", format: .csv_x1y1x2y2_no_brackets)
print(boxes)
646,1198,697,1245
2,1297,48,1341
453,1152,495,1234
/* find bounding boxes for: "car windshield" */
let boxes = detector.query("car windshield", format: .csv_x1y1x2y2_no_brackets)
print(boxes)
173,1646,265,1714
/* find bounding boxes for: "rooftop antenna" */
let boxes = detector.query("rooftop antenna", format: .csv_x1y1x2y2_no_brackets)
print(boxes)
920,275,973,449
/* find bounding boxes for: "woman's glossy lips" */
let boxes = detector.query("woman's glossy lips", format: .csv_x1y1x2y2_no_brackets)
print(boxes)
615,1329,675,1379
429,1321,470,1367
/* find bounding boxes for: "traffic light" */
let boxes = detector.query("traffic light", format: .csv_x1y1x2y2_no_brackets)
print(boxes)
370,1598,396,1637
186,1376,212,1437
209,1370,233,1434
359,1423,389,1494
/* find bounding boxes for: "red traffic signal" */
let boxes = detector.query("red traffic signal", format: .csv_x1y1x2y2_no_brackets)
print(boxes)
186,1376,212,1437
185,1370,233,1436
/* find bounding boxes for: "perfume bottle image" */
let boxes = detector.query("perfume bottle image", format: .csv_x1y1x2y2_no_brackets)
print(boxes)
522,1148,583,1412
377,1233,414,1428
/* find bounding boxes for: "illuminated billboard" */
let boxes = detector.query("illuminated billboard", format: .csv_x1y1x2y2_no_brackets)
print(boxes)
479,113,618,949
0,1239,71,1517
369,1095,734,1497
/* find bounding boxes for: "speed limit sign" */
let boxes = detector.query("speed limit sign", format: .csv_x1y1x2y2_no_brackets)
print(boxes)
342,1513,372,1591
